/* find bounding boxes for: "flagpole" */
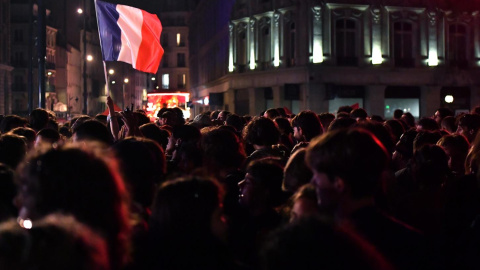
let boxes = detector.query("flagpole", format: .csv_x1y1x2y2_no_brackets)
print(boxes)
103,61,109,96
94,0,109,97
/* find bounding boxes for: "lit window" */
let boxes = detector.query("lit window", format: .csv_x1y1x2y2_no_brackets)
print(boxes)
162,74,169,89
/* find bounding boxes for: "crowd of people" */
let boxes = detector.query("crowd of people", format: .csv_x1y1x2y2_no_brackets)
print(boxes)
0,99,480,269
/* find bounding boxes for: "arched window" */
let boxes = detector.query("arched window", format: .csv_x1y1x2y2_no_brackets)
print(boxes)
335,18,357,66
448,24,467,67
393,21,414,67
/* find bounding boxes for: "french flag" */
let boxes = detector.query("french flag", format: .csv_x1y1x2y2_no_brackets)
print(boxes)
95,0,164,74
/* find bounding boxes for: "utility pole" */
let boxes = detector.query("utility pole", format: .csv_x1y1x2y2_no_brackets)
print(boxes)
27,0,34,113
37,0,46,108
82,0,88,115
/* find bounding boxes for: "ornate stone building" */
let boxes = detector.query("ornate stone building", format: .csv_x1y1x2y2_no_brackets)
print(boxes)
0,0,13,115
189,0,480,118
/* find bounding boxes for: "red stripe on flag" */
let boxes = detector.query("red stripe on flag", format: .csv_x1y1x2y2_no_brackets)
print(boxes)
136,10,164,74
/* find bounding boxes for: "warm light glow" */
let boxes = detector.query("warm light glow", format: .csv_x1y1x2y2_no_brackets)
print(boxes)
86,55,93,61
428,51,439,66
142,89,147,101
23,220,32,229
108,69,114,75
182,74,186,85
124,78,129,83
111,80,116,84
445,95,454,103
176,33,181,46
77,8,83,14
151,77,156,81
313,40,323,63
204,96,209,106
372,46,383,65
47,71,52,76
18,218,33,229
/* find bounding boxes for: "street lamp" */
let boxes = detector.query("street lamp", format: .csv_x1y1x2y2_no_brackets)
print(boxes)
78,0,88,115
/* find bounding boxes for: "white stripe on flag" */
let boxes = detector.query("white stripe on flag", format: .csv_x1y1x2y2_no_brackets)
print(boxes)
116,5,143,68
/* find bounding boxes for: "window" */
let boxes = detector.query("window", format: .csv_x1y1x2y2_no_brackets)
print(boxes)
162,55,169,68
393,22,414,67
13,75,24,92
326,85,364,114
161,33,169,47
448,24,467,68
285,84,300,114
285,21,296,67
384,86,420,119
259,21,271,70
176,33,185,47
177,53,186,67
335,18,357,66
14,29,23,42
236,28,247,72
162,74,169,89
13,52,24,66
177,74,186,89
264,87,273,110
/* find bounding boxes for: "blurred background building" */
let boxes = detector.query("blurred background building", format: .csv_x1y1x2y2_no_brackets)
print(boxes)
189,0,480,118
3,0,480,119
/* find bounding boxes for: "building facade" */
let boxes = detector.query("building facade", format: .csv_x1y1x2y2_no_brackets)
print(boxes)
10,1,58,116
0,0,13,115
155,11,191,95
190,0,480,118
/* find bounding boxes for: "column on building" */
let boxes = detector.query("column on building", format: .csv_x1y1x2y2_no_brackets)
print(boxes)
474,12,480,63
371,7,382,64
312,6,323,63
273,11,280,67
0,69,13,114
427,10,439,66
421,86,441,118
228,23,235,72
272,86,283,108
249,87,265,116
248,18,256,70
225,89,236,113
365,85,385,116
306,83,327,113
471,86,480,109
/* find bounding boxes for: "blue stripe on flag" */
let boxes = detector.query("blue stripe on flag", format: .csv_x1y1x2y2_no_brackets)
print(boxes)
96,0,121,61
